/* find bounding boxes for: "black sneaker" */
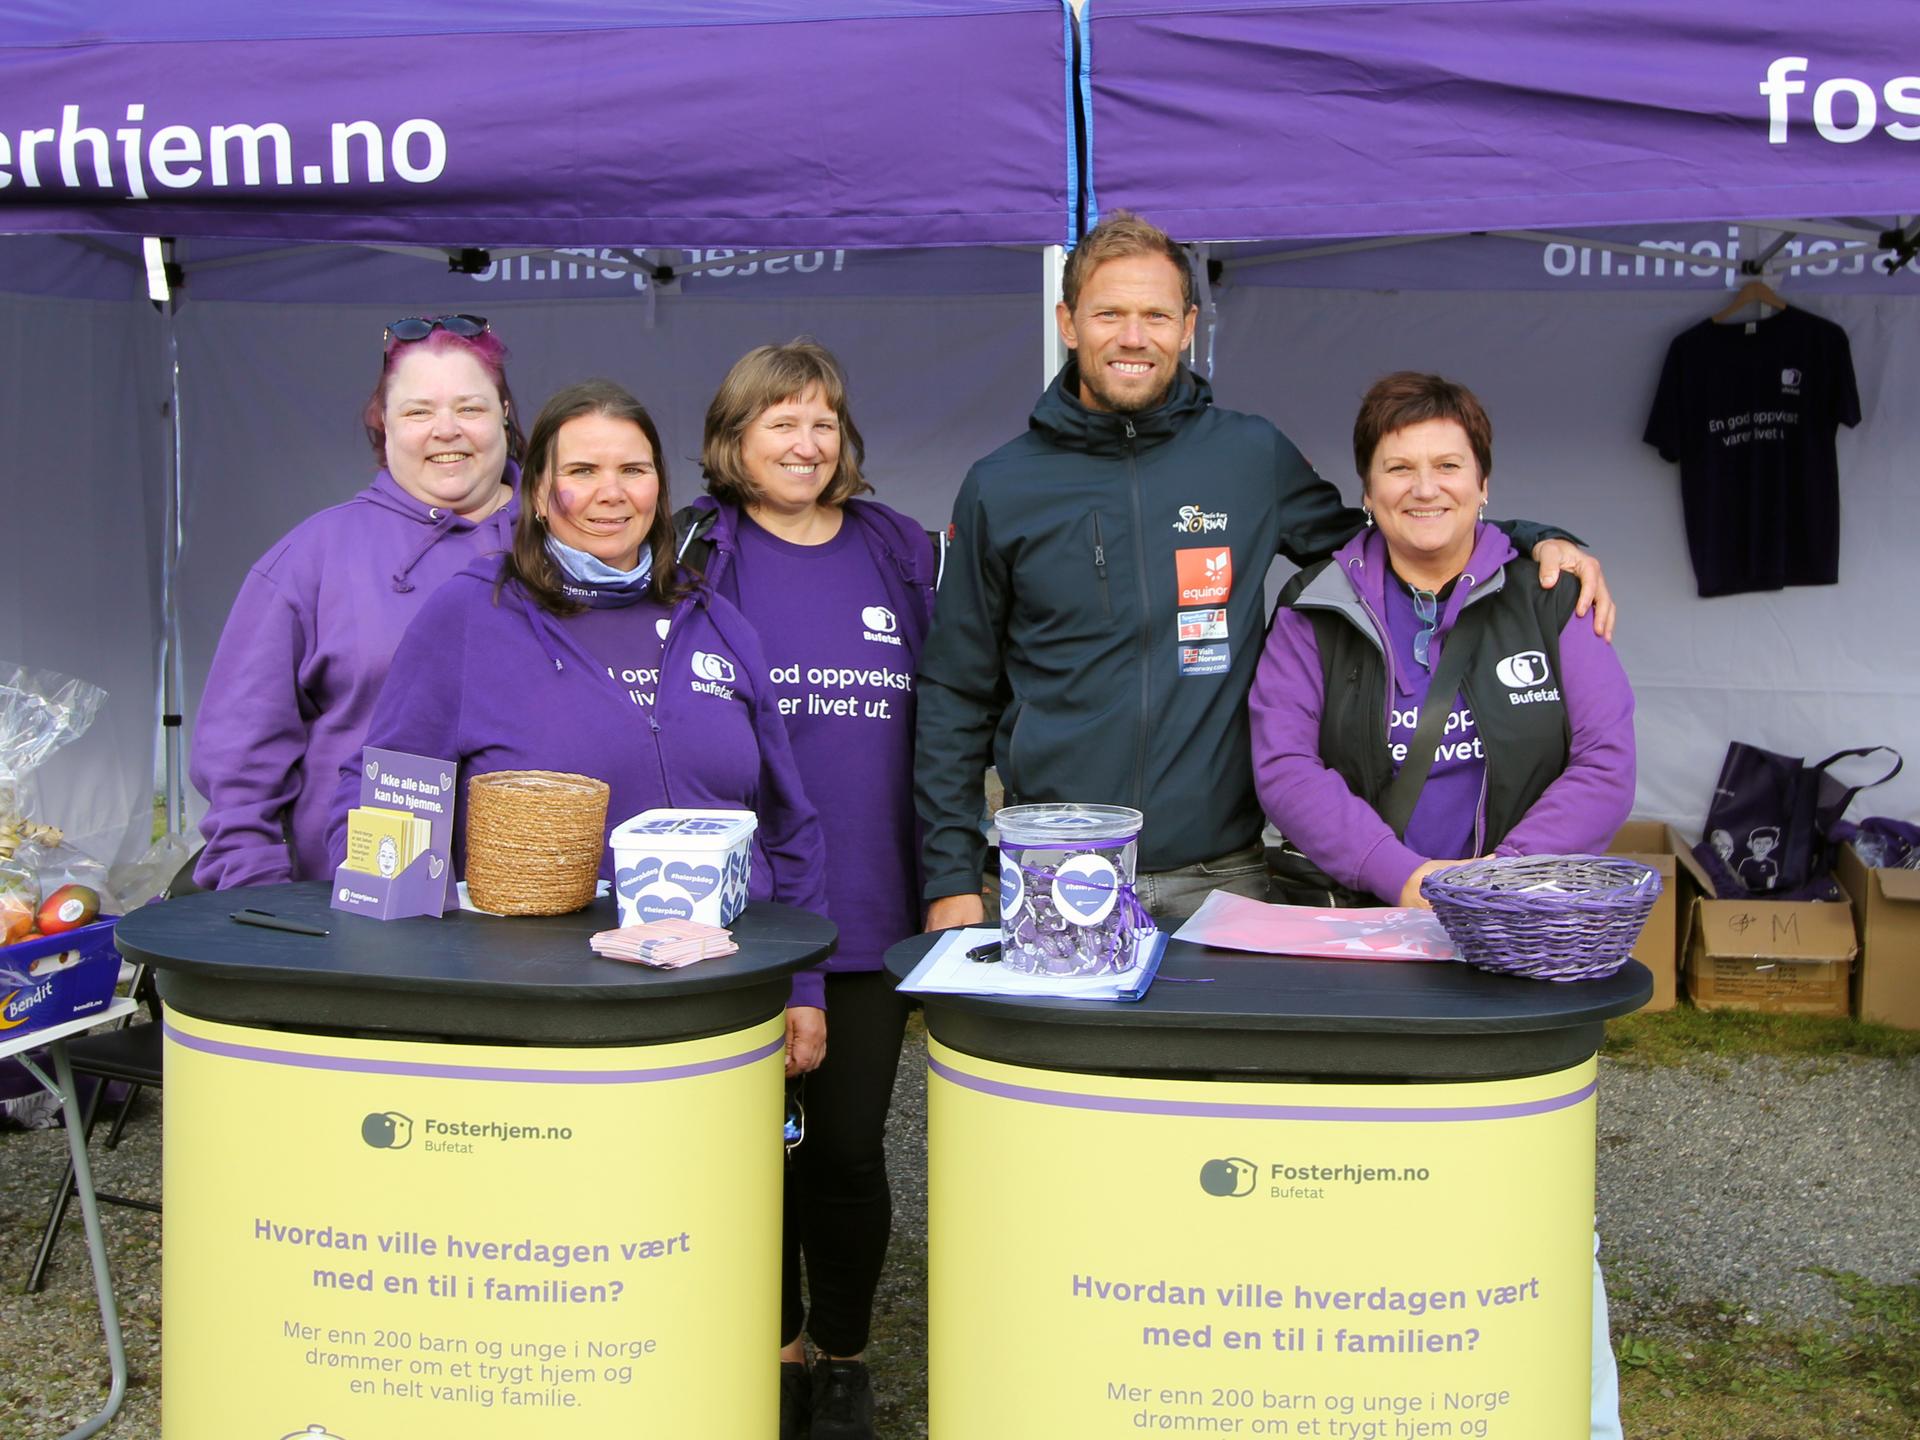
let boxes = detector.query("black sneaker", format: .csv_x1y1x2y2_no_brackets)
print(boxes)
780,1360,812,1440
810,1358,876,1440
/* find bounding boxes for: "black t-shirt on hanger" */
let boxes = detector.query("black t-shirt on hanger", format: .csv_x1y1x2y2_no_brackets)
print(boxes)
1644,307,1860,598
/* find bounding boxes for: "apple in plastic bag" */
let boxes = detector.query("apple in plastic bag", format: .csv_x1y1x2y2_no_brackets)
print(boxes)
36,883,100,936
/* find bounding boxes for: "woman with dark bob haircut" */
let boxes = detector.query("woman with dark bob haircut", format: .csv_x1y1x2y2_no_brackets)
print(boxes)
329,379,829,952
676,339,935,1440
1249,371,1633,1440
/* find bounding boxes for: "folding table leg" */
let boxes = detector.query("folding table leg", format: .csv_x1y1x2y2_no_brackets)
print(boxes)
19,1045,128,1440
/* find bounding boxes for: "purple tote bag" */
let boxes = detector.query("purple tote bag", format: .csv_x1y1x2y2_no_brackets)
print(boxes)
1700,742,1901,897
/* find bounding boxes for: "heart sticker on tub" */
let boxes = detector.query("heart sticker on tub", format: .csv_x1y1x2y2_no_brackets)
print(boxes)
615,858,663,899
439,773,453,791
365,760,378,780
428,854,444,879
664,862,722,901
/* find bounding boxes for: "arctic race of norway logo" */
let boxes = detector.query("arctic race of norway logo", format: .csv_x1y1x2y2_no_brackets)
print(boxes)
1495,650,1560,705
861,606,903,645
1172,504,1228,534
1176,547,1232,604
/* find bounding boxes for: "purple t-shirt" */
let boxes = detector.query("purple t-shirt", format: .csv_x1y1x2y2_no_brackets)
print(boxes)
729,516,918,970
1382,578,1482,862
568,600,670,707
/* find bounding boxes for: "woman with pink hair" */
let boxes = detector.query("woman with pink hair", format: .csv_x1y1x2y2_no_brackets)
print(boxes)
191,315,525,889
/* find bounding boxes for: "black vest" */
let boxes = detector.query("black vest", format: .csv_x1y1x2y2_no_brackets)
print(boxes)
1279,557,1577,855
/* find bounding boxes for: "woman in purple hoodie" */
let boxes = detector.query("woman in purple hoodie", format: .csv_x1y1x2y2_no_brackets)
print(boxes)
191,315,524,890
676,340,935,1440
1248,371,1632,1440
329,379,828,946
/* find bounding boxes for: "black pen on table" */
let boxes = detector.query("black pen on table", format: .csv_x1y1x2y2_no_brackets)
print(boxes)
230,908,330,938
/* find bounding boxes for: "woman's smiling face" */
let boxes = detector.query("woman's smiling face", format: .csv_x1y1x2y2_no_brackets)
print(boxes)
538,413,659,571
381,347,509,515
1365,417,1487,578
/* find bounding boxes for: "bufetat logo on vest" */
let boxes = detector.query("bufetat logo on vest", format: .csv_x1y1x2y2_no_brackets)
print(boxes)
861,605,903,645
1496,650,1560,704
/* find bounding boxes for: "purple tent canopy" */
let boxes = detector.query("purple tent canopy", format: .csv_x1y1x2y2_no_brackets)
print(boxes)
0,0,1072,248
1082,0,1919,242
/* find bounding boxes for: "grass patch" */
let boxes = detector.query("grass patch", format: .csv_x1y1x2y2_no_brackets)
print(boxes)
1618,1272,1920,1438
1603,1007,1920,1067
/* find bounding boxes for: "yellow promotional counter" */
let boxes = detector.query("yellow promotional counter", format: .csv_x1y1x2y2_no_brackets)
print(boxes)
116,881,836,1440
886,933,1650,1440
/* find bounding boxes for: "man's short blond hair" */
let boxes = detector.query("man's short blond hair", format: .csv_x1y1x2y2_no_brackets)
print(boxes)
1061,210,1194,313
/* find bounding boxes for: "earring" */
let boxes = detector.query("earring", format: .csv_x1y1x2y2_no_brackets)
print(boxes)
1478,503,1486,523
1362,507,1374,528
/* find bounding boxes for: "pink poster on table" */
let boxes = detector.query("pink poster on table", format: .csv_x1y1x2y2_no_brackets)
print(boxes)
1171,890,1455,961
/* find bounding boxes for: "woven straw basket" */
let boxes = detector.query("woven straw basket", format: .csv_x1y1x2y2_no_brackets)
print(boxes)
1421,854,1662,982
464,770,610,916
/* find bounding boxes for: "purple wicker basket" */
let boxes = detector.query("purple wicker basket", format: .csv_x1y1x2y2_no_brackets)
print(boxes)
1420,854,1662,981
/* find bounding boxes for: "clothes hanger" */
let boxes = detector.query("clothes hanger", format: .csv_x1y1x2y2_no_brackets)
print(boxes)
1711,276,1788,324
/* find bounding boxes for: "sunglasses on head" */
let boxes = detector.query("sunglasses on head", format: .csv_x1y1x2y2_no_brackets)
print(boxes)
383,314,490,347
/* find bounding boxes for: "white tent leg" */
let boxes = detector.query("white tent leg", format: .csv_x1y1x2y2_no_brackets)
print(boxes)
157,284,186,840
1043,244,1067,384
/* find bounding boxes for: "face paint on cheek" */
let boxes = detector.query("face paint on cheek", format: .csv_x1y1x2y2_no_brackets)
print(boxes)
550,481,589,520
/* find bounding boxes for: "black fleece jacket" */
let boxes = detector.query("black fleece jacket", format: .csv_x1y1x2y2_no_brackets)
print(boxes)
914,361,1565,897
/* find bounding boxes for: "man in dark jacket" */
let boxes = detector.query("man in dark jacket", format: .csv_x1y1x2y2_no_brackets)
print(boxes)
915,211,1613,928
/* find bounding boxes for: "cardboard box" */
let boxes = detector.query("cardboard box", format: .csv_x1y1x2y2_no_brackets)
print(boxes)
0,917,121,1035
1675,844,1856,1014
1607,821,1690,1011
1837,843,1920,1029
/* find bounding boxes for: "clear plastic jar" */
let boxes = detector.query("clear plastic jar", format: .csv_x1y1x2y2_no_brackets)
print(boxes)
996,804,1146,975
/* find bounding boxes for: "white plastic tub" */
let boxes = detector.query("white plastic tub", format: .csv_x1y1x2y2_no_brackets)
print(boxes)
608,808,757,928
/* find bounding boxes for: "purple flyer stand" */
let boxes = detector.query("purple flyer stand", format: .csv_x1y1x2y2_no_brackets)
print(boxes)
328,747,454,921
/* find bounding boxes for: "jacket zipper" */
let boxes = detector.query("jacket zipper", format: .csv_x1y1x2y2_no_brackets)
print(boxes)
645,615,678,805
1092,512,1112,619
1123,418,1151,811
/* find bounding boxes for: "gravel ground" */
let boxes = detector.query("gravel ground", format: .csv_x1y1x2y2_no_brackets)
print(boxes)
1,1038,1913,1437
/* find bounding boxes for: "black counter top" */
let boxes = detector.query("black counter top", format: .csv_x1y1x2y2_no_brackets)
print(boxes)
121,882,836,1044
886,930,1650,1080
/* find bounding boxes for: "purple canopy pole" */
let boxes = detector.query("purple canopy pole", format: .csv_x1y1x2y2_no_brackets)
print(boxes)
1083,0,1920,242
0,0,1071,248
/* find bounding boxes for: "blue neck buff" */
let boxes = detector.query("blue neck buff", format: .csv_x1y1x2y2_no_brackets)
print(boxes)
546,535,653,609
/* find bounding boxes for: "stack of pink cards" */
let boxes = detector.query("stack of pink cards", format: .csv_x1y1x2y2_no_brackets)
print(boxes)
590,919,738,969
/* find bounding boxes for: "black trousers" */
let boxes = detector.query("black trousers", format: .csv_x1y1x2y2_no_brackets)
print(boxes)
781,969,914,1356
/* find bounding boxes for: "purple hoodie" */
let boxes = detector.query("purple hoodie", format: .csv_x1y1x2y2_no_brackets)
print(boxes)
680,497,935,976
326,561,832,1007
1251,524,1634,905
191,468,519,890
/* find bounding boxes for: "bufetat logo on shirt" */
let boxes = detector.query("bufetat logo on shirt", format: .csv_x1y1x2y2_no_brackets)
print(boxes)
690,650,738,698
1780,368,1802,395
860,605,903,645
1175,547,1232,604
1495,650,1560,704
1172,504,1228,534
